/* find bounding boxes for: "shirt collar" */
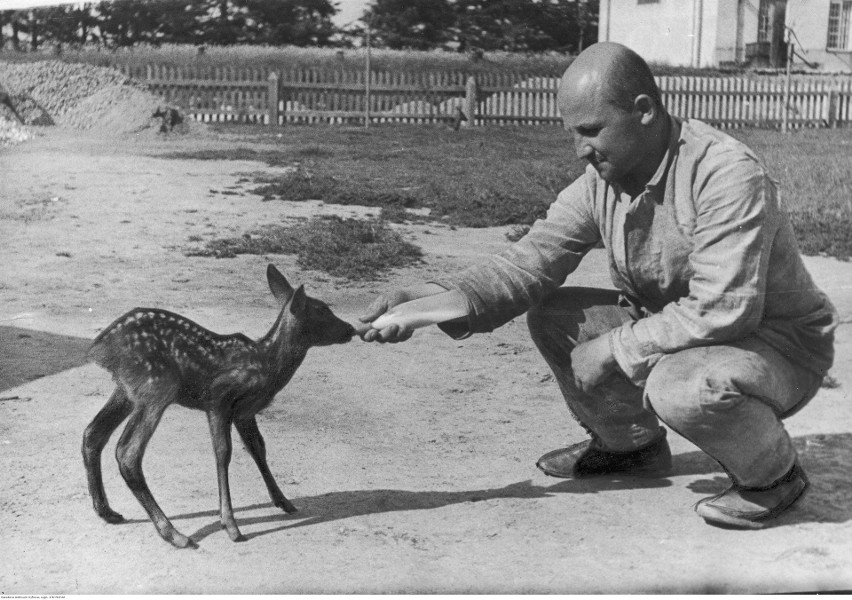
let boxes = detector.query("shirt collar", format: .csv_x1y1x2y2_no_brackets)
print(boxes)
644,114,681,193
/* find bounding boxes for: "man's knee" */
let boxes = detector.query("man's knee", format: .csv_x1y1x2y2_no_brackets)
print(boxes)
645,347,754,428
527,287,624,346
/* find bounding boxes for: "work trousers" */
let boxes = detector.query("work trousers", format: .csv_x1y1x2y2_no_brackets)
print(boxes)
526,287,823,488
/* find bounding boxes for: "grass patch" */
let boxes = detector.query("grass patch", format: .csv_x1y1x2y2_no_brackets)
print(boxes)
185,215,422,280
729,127,852,260
169,124,574,228
788,208,851,260
166,123,852,259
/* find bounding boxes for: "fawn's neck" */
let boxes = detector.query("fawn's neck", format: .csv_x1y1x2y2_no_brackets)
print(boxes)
258,319,309,392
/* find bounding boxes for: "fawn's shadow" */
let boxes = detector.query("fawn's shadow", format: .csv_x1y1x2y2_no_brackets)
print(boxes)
188,479,557,543
0,326,90,393
118,432,851,542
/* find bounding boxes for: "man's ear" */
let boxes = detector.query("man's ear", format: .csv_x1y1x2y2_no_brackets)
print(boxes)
634,94,658,125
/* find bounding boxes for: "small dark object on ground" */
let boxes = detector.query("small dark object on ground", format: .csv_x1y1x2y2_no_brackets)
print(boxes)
152,107,183,132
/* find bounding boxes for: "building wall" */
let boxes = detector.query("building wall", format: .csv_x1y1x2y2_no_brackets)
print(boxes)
714,0,761,63
598,0,722,67
715,0,739,62
786,0,852,72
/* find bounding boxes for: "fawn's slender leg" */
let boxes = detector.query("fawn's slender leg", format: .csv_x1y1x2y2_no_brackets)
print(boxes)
82,386,134,523
207,410,244,542
235,416,297,514
116,396,195,549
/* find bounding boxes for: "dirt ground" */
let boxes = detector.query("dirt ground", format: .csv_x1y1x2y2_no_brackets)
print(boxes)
1,126,851,595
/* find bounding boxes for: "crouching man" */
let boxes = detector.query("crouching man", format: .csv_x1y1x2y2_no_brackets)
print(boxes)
359,42,837,529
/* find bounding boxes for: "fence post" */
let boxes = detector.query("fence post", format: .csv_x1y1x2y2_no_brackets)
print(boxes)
464,76,478,126
267,72,280,126
827,89,838,129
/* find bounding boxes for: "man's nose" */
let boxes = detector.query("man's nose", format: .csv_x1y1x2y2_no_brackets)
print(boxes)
574,138,593,161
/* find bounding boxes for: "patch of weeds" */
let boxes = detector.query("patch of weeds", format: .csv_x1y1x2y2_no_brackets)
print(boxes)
295,146,334,159
185,216,422,280
253,165,423,210
429,187,550,228
252,165,338,202
788,208,851,261
254,166,552,228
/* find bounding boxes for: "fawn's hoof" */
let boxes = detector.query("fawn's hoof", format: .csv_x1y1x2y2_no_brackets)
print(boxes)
97,507,125,524
167,532,198,549
221,523,246,542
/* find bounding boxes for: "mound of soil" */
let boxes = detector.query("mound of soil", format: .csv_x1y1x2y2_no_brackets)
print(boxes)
0,59,199,137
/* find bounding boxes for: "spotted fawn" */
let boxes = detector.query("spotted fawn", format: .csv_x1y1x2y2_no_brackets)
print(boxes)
82,264,354,548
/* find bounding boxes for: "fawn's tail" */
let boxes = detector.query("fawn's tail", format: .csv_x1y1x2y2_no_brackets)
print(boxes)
87,307,150,370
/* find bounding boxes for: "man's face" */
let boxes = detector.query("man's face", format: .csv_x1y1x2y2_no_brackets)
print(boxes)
559,83,647,186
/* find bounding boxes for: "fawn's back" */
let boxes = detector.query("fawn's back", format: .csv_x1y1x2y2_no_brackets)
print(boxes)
87,265,354,415
89,308,263,409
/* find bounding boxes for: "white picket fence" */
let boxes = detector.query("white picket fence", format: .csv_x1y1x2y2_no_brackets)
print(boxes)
128,64,852,128
471,75,852,128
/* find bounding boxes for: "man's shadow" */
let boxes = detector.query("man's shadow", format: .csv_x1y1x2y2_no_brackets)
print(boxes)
167,432,851,544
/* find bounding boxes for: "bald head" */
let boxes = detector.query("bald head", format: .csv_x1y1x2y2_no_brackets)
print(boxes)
559,42,663,114
556,43,671,195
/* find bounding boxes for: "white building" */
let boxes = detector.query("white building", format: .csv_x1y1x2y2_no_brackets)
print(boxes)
787,1,852,71
598,0,852,72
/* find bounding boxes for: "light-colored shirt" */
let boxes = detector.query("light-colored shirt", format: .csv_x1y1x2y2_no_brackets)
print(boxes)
435,116,837,386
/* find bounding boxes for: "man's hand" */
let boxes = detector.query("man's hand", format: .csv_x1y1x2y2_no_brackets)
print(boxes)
570,334,618,393
358,283,447,343
359,289,414,343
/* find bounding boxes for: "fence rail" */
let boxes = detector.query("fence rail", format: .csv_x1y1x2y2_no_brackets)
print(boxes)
118,64,852,128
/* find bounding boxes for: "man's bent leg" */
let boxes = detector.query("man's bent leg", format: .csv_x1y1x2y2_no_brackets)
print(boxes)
527,287,665,458
645,337,822,527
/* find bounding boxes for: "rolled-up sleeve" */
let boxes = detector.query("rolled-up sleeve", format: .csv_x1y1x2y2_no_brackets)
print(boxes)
610,156,778,384
433,172,602,338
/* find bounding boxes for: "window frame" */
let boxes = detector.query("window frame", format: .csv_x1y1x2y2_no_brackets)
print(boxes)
827,0,852,51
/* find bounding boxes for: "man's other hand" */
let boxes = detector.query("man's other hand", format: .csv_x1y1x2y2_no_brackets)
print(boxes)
570,334,618,392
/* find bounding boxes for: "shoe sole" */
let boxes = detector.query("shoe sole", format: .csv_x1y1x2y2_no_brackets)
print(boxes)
536,461,674,480
536,461,574,479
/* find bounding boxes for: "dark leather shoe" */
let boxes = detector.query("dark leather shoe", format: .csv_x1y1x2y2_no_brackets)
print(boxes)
695,462,809,529
536,430,672,479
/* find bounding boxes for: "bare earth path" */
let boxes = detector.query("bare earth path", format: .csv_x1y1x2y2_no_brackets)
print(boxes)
1,128,850,594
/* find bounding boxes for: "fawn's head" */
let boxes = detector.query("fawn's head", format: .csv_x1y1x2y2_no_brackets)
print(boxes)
266,264,355,347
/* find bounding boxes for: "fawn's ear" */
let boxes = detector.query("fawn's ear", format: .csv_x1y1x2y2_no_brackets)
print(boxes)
267,264,294,304
288,285,307,316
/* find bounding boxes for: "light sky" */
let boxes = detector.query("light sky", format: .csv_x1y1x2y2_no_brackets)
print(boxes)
333,0,369,26
0,0,370,25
